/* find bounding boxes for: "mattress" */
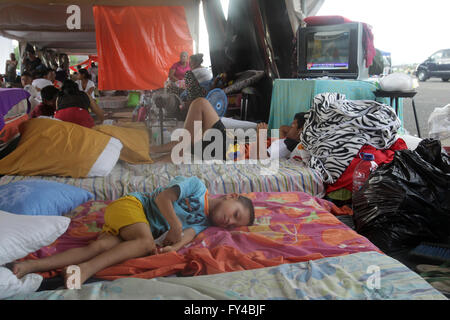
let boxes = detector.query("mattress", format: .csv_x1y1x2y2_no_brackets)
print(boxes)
0,160,325,200
7,252,446,300
15,192,376,283
8,192,447,300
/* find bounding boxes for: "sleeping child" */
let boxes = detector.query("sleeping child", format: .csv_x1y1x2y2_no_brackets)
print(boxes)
10,176,255,288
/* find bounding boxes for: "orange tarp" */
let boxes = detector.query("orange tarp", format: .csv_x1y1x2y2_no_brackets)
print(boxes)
93,6,193,90
30,246,326,281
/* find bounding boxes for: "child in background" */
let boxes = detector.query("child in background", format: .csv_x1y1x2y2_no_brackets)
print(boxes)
29,85,59,118
243,112,308,160
54,79,104,128
10,176,255,287
21,72,39,103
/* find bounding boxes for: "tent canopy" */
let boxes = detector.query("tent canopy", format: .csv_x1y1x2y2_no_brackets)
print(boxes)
0,0,324,55
0,0,201,55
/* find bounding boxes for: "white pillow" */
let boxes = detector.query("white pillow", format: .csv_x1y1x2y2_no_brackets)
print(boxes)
0,267,43,299
0,210,70,266
87,137,123,177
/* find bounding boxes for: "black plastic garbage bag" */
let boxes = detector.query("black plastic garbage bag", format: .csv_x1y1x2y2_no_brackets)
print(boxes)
353,139,450,253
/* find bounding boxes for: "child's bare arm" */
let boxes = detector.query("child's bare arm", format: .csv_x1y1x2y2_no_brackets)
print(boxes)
154,187,183,245
159,228,196,253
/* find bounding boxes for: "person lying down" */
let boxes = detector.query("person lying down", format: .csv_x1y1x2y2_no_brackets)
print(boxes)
151,97,310,163
9,176,255,288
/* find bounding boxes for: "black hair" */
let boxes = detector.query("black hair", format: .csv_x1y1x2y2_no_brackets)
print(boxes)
237,196,255,226
190,54,204,66
78,68,91,80
59,79,81,97
32,68,51,79
294,112,307,129
41,85,59,102
42,68,52,77
31,69,41,79
21,71,32,78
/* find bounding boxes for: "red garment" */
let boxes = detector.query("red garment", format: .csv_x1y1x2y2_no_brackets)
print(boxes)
326,138,408,193
303,15,376,68
171,61,191,80
54,107,95,128
30,103,56,118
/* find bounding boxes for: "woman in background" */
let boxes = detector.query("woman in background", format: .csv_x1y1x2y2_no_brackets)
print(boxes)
5,53,18,83
55,79,104,128
189,53,213,86
76,68,96,99
168,51,190,83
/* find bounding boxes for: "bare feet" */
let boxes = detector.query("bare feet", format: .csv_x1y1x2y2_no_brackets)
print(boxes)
7,260,39,279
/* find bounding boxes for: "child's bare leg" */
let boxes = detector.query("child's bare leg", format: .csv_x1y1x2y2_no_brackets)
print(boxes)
151,98,219,154
69,222,156,286
11,233,121,279
184,97,220,144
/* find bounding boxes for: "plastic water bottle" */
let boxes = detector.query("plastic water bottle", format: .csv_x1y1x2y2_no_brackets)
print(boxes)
152,127,171,145
352,152,379,194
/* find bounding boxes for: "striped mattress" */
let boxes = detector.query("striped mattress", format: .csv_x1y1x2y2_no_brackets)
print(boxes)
0,159,324,200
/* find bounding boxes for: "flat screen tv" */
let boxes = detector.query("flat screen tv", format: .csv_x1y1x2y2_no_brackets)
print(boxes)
297,22,369,80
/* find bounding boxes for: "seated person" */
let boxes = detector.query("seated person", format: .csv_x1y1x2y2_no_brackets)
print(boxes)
54,80,104,128
174,54,214,119
10,176,255,288
48,68,63,89
189,54,213,86
21,72,40,110
76,69,96,99
165,51,190,91
31,69,54,93
29,85,59,118
255,112,308,160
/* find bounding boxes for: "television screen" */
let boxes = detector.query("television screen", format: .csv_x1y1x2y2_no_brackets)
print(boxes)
305,30,351,71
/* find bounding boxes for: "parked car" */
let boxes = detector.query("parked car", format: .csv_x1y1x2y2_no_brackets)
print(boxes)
415,49,450,82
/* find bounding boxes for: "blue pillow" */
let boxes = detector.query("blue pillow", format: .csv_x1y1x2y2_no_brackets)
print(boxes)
0,180,94,216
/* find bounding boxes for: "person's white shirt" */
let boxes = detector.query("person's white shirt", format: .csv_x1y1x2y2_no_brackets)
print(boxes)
76,79,96,99
90,67,98,84
267,138,292,160
24,83,42,106
32,78,53,91
192,67,213,84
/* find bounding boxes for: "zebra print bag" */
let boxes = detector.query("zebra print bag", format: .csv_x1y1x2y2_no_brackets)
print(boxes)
301,92,401,184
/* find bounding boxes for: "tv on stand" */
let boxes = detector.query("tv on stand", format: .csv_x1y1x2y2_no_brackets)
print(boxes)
297,22,369,80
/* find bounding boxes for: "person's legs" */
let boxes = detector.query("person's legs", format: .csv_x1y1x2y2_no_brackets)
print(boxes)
183,97,220,144
151,97,220,153
69,222,156,286
11,233,122,279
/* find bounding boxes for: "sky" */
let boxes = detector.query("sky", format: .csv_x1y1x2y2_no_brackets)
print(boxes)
317,0,450,65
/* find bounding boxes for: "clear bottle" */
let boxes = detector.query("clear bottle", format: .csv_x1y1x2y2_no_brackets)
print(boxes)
352,152,379,194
